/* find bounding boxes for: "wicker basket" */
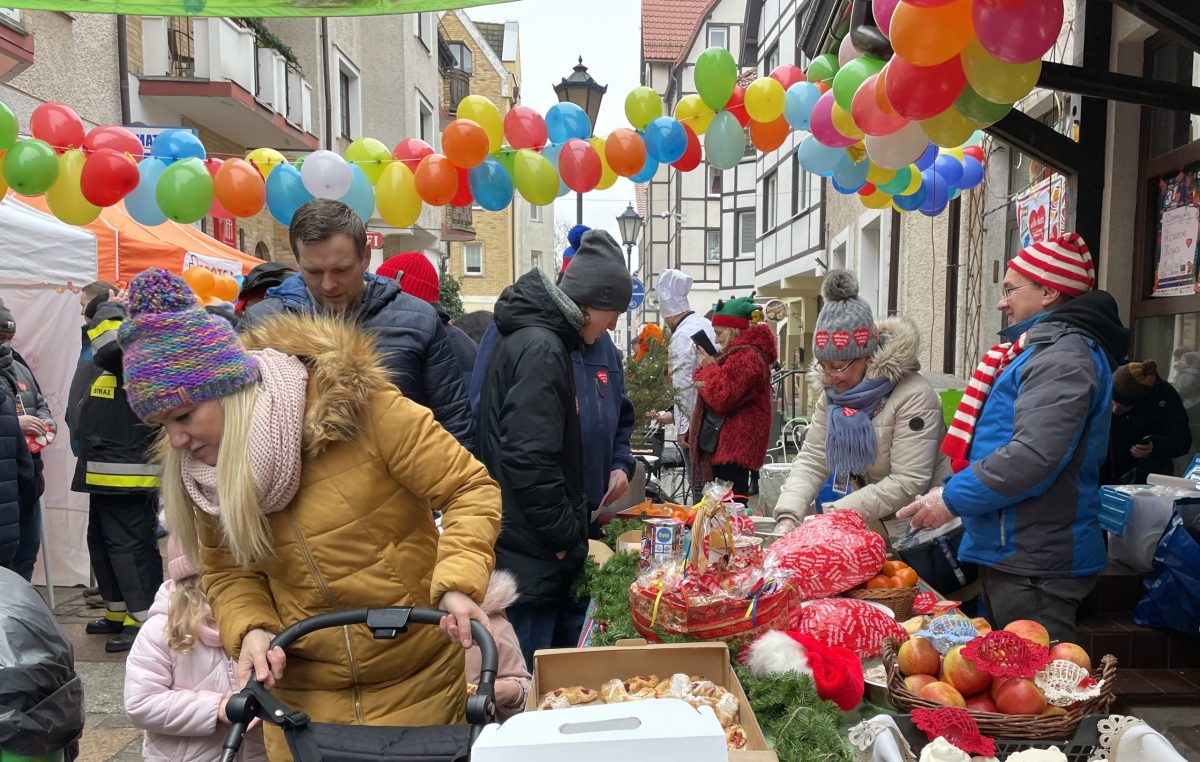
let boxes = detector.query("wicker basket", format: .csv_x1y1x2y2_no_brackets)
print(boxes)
845,585,919,619
881,638,1117,740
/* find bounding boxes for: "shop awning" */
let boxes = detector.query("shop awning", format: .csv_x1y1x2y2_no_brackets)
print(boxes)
0,0,509,17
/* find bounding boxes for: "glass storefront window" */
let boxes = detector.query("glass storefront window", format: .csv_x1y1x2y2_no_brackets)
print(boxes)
1132,312,1200,463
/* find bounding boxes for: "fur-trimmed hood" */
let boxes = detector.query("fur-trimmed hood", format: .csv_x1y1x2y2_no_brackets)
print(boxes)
481,570,520,614
809,316,922,393
239,312,392,458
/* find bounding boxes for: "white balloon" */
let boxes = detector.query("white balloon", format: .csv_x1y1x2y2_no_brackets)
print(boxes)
865,120,927,170
300,149,353,199
838,35,859,68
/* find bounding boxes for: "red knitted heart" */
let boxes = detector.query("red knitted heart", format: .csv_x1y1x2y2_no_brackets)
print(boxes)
853,328,869,347
815,331,829,349
832,331,850,349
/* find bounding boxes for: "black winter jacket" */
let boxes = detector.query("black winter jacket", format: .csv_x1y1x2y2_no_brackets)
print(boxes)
435,303,479,391
0,387,34,566
475,270,588,606
242,273,473,449
1102,378,1192,484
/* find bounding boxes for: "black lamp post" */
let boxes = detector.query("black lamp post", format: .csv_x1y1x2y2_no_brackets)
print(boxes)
554,57,607,225
616,202,644,356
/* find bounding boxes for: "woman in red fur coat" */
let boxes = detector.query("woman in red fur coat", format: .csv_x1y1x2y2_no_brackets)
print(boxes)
690,296,777,497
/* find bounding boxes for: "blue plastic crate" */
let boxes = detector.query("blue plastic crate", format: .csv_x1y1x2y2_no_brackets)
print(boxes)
1098,487,1134,535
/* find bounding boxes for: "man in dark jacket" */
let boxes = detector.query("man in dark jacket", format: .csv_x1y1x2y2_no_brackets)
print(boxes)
1102,360,1191,484
476,231,633,669
242,200,473,449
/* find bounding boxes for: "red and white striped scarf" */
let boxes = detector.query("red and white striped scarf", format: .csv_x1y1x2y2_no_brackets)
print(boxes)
941,333,1030,472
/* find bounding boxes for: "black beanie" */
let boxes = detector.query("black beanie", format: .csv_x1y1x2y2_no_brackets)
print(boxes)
558,230,634,312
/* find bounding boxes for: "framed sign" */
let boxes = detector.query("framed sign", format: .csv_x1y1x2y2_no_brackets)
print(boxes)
1014,174,1065,249
1153,169,1200,297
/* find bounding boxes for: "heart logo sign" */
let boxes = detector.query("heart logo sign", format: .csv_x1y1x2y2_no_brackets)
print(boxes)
832,331,851,349
1028,206,1047,242
815,331,830,349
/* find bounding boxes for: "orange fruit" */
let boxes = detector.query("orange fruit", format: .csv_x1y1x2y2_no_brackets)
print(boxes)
866,575,892,589
895,568,918,587
885,575,905,588
881,560,905,576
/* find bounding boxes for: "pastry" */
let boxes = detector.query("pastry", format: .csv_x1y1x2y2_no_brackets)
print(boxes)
539,694,571,711
466,683,478,696
684,694,717,710
714,692,740,728
624,687,657,701
538,686,598,707
625,675,659,693
601,678,628,704
725,724,747,750
689,679,724,698
655,673,692,698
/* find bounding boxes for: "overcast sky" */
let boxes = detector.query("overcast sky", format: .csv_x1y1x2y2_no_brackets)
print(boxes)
466,0,643,272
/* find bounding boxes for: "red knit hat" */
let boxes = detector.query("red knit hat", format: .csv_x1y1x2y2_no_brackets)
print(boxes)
377,252,440,303
745,630,865,711
1008,232,1095,297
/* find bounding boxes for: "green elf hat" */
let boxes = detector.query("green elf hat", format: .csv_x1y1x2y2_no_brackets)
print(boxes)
711,295,763,330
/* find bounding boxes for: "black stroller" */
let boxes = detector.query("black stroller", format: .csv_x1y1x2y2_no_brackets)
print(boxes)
220,606,498,762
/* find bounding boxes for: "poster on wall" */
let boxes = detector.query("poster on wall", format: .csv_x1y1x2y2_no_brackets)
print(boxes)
183,251,242,278
1153,169,1200,297
1015,174,1065,248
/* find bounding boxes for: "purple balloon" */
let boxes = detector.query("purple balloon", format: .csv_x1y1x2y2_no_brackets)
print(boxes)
809,89,860,149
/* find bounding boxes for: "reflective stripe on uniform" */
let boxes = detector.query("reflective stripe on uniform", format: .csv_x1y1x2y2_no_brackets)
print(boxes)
85,474,161,488
87,319,121,352
90,373,117,399
85,461,162,488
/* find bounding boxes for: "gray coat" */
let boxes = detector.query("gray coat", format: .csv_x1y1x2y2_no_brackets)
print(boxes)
0,345,52,425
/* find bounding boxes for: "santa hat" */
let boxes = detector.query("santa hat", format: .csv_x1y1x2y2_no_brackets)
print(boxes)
745,630,864,711
1008,232,1095,297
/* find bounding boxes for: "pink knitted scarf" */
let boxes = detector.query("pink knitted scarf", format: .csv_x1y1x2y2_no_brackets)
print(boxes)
182,349,308,517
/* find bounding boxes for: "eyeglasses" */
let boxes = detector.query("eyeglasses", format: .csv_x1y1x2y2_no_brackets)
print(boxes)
820,357,861,376
1001,283,1038,300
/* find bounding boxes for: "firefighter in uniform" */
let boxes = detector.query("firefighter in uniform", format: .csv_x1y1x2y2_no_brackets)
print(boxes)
67,287,162,653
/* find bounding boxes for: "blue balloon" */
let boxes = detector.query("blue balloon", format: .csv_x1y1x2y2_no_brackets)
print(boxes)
468,156,514,212
832,152,870,192
920,198,949,217
934,154,963,187
798,135,844,177
338,164,375,223
546,103,592,144
266,163,314,226
893,184,928,212
914,143,938,171
643,117,687,164
631,155,660,183
919,167,950,215
830,177,858,195
784,82,822,131
541,143,570,198
126,157,168,226
959,155,984,189
150,129,205,165
706,111,746,170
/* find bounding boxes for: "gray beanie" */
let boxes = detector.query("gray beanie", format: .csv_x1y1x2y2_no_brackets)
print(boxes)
0,299,13,333
558,229,634,312
812,269,877,362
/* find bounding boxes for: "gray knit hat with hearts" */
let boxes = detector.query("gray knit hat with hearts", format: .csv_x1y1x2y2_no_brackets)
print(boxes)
812,270,877,362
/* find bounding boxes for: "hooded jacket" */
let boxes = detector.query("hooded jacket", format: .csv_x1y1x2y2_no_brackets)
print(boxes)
1102,378,1191,484
434,303,479,391
475,270,589,606
241,273,474,449
123,579,268,762
775,317,947,537
463,571,531,720
193,314,500,759
943,291,1130,578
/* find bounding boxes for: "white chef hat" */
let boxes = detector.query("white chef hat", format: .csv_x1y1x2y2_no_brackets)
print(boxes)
656,269,693,318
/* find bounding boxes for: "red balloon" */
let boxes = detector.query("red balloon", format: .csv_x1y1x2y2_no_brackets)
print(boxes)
857,182,877,197
851,74,909,136
770,64,806,91
605,128,647,178
503,106,549,150
558,138,602,193
724,86,751,128
671,124,702,172
885,55,966,121
80,148,139,207
393,138,434,173
963,145,984,161
204,158,233,219
414,154,459,206
451,166,473,207
30,103,85,154
83,125,145,159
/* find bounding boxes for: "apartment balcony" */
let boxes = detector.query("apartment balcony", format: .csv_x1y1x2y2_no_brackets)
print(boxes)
445,67,470,116
138,16,317,150
0,9,34,83
442,204,475,242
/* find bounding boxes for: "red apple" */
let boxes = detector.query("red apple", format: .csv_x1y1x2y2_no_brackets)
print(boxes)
1004,619,1050,648
918,681,967,708
905,674,938,694
1048,642,1092,671
990,676,1011,701
971,617,992,635
965,693,998,712
1041,706,1067,717
898,637,941,677
994,678,1047,715
943,644,993,696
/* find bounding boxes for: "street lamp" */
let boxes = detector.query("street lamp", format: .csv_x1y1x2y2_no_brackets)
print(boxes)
616,202,644,357
554,57,607,225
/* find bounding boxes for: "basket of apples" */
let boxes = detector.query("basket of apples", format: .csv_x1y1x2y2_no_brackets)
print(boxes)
881,618,1117,740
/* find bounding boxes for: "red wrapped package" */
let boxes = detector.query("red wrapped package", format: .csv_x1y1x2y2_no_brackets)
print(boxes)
764,511,886,599
794,598,909,658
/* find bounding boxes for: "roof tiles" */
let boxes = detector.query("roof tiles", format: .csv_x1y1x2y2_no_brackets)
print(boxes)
642,0,713,62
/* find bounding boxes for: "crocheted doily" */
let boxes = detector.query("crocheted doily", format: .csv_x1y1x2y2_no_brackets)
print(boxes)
915,615,979,655
1086,715,1144,762
911,707,996,758
1034,660,1104,707
960,630,1051,678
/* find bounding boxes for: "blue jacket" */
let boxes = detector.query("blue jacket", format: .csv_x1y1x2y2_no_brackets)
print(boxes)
0,387,34,566
243,273,473,449
943,293,1128,578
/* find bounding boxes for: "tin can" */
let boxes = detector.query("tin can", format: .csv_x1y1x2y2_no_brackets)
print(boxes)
640,517,684,570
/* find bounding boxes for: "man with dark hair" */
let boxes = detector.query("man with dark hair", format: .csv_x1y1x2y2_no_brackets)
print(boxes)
242,199,473,447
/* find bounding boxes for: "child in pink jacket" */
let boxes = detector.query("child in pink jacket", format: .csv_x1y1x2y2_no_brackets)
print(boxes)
123,535,267,761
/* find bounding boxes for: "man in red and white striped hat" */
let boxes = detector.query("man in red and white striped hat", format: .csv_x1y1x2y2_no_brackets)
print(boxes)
898,233,1129,642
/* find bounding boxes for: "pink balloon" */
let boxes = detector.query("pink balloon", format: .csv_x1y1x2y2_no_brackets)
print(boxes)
838,35,859,67
973,0,1064,64
557,138,602,192
809,89,860,148
770,64,806,91
885,55,966,121
204,158,233,219
503,106,548,150
851,74,909,136
873,0,901,37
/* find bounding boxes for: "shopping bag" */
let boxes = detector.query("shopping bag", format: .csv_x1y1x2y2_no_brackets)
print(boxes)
1131,503,1200,635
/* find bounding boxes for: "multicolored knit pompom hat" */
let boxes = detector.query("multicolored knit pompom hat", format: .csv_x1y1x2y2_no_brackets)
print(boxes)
120,267,260,421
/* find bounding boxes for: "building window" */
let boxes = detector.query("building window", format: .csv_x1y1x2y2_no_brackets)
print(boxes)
531,250,542,271
765,43,780,74
707,25,729,50
707,166,723,196
705,230,721,263
791,153,808,216
417,90,435,145
464,242,483,275
415,12,432,50
763,172,778,233
736,210,756,257
449,42,473,74
530,204,542,222
336,52,362,140
0,7,22,24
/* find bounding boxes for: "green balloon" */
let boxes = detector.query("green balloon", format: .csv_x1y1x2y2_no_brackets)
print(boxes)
496,148,517,176
832,56,884,113
625,87,663,131
0,102,17,152
695,46,737,111
3,139,60,195
878,165,912,195
155,157,213,224
806,53,840,88
512,149,558,206
955,84,1012,127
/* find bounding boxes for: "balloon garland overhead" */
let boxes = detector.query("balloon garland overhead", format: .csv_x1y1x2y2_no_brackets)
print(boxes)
0,0,1053,227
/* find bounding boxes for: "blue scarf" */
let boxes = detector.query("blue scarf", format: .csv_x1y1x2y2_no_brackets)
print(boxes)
824,377,896,480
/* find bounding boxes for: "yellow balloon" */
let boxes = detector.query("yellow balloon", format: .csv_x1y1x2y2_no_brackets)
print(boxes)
745,77,786,123
830,102,864,140
866,162,896,186
246,147,285,179
943,147,965,160
375,162,422,228
920,107,980,148
961,38,1041,105
589,136,618,191
861,189,892,209
902,165,923,195
457,95,504,154
46,149,100,225
673,94,715,136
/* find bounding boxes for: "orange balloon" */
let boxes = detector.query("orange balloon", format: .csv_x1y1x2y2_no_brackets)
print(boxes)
604,128,647,178
442,119,490,169
182,267,215,299
890,0,974,67
750,115,791,152
876,63,900,116
213,274,239,302
213,158,266,218
414,154,459,206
